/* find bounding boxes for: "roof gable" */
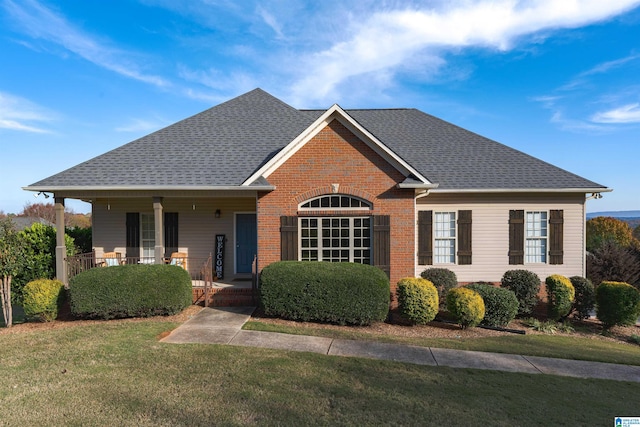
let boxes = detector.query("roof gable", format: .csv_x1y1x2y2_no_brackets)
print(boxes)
242,104,435,188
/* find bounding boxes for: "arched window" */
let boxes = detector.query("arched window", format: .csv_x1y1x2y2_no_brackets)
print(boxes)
298,194,372,264
299,194,371,210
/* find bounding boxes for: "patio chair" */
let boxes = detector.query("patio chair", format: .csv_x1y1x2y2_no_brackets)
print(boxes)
166,252,188,271
102,251,123,267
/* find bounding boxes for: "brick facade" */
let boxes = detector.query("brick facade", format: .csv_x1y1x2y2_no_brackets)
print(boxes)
257,119,416,293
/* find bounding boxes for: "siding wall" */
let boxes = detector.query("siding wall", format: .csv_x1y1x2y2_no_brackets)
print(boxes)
416,192,586,282
93,197,255,277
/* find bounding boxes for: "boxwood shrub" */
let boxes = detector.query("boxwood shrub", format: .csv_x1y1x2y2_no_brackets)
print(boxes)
569,276,595,320
596,281,640,329
545,274,575,321
259,261,390,326
420,268,457,309
500,269,541,316
69,264,192,319
22,279,65,322
446,287,485,329
396,277,438,325
465,283,518,327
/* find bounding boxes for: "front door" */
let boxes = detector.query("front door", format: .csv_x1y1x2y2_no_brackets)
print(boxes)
236,213,257,274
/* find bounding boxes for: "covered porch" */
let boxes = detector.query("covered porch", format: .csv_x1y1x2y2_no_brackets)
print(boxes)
67,251,258,307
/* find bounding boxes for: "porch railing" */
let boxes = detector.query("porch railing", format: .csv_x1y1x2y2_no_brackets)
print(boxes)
67,252,215,284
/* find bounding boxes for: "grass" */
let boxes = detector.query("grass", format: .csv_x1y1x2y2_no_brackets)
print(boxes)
243,320,640,366
0,320,638,426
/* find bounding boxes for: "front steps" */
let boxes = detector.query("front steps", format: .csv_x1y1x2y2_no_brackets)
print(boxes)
192,287,257,307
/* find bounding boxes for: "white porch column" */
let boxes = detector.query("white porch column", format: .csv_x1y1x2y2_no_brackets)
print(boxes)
54,197,68,285
153,197,164,264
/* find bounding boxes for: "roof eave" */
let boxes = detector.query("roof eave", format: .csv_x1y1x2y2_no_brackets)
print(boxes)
429,187,613,194
397,183,440,189
23,185,277,192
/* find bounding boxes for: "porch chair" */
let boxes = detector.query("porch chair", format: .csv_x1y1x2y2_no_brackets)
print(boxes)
102,252,123,267
166,252,188,271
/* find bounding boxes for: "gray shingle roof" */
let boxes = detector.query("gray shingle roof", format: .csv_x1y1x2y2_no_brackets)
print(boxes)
28,88,606,191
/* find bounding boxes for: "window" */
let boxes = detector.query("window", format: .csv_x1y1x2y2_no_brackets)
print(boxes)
300,217,371,264
434,212,456,264
141,213,155,260
418,210,472,266
297,194,373,265
300,194,372,210
525,211,547,263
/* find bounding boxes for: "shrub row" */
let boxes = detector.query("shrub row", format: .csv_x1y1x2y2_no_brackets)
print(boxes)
69,264,192,319
420,268,457,309
500,270,540,316
260,261,390,326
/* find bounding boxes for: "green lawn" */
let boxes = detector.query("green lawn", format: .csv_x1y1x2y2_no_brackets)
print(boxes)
243,320,640,366
0,321,638,426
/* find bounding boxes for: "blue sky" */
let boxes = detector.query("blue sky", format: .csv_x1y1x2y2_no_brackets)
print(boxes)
1,0,639,214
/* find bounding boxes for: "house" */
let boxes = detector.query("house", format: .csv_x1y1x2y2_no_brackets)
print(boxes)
24,88,610,300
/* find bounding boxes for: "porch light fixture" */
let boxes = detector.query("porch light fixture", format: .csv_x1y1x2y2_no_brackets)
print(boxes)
215,209,221,218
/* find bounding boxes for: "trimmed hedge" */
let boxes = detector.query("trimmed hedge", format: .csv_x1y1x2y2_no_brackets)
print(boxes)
500,270,541,316
22,279,65,322
465,283,518,327
596,281,640,329
420,268,458,309
446,287,485,329
545,275,575,321
69,264,192,319
569,276,595,321
260,261,390,326
396,277,438,325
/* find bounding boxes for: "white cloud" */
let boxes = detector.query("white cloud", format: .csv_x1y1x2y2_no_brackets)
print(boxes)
3,0,170,87
0,92,55,133
257,6,284,39
591,103,640,123
288,0,640,105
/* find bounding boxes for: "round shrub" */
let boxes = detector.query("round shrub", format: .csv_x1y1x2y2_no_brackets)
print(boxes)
260,261,390,326
69,264,192,319
569,276,595,320
500,270,541,316
396,277,438,325
420,268,457,309
545,275,575,321
446,287,485,329
596,281,640,329
465,283,518,327
22,279,65,322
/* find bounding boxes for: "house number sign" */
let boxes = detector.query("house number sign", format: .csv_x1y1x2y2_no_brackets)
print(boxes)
215,234,225,280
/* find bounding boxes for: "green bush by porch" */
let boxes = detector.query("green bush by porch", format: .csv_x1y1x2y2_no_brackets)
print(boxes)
69,264,192,319
259,261,390,325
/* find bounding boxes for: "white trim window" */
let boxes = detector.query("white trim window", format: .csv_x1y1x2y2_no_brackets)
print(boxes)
300,217,371,264
434,212,456,264
141,213,155,260
525,211,547,263
299,194,372,264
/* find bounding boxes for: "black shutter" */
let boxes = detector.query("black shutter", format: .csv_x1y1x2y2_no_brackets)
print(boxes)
418,210,433,265
549,210,564,265
280,216,298,261
457,210,472,265
373,215,390,278
164,212,179,258
126,212,140,262
508,210,524,265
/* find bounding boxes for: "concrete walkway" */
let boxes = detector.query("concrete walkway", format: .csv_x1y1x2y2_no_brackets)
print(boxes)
161,306,640,383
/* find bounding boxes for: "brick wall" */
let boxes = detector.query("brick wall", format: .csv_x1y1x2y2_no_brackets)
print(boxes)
257,119,415,293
